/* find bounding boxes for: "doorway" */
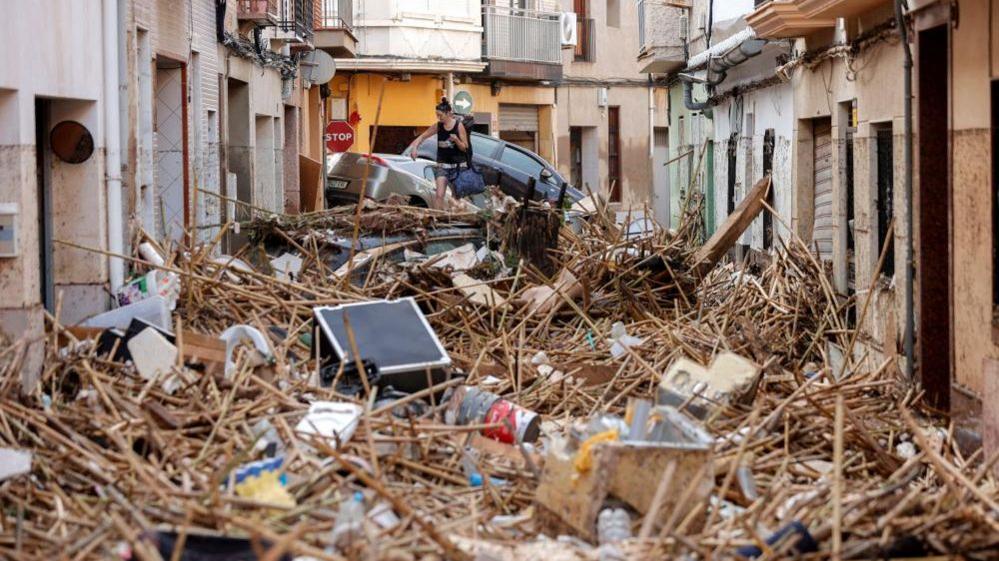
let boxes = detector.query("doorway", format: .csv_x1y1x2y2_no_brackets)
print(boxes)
608,106,621,202
727,132,738,215
255,115,276,213
34,99,54,312
226,78,251,222
812,117,834,260
875,125,895,278
499,104,539,153
155,58,189,241
763,128,775,249
917,24,951,410
845,117,856,294
570,126,583,189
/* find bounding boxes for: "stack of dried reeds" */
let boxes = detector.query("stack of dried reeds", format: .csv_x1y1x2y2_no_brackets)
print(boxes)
0,198,996,561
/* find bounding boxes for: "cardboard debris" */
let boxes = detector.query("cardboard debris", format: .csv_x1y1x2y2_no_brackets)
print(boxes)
127,327,178,384
430,243,479,272
536,426,713,542
657,352,762,418
451,272,507,308
294,401,363,450
518,268,583,315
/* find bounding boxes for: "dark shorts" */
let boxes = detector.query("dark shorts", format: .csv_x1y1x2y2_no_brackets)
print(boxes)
434,164,466,185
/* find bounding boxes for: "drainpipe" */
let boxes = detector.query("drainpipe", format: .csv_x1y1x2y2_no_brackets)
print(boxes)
896,0,914,379
706,0,714,48
680,33,713,116
682,78,713,116
649,74,655,158
103,0,124,291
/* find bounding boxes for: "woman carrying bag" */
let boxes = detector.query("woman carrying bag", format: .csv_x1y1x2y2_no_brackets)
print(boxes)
409,98,485,209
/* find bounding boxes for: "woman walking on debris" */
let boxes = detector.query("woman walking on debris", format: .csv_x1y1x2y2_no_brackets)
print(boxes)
410,97,469,209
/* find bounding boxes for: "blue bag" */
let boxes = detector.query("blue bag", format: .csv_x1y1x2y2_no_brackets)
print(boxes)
454,166,486,198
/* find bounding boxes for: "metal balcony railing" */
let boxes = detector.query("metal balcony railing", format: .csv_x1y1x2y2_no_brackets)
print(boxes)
238,0,279,22
277,0,314,40
482,5,561,64
315,0,353,31
574,17,595,62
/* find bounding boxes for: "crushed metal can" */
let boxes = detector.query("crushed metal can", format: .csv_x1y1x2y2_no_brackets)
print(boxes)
446,386,541,444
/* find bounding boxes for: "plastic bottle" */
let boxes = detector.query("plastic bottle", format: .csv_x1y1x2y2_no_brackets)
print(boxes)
735,452,758,502
597,507,631,544
597,508,631,561
251,419,283,457
330,492,365,552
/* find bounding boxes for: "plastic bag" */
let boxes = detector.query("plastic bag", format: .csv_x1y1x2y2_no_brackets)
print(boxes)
453,166,486,198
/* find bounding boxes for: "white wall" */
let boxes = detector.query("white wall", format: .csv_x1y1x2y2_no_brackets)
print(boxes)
0,0,106,144
355,0,484,61
711,46,795,249
0,0,110,381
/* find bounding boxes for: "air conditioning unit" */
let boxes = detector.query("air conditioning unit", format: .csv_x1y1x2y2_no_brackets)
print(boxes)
560,12,578,47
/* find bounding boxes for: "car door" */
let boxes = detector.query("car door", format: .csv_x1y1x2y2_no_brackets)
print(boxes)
495,144,549,199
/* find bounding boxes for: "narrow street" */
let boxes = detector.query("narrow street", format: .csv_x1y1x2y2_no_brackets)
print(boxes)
1,1,998,560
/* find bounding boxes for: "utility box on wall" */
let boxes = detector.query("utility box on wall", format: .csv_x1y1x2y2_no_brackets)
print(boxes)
0,204,18,258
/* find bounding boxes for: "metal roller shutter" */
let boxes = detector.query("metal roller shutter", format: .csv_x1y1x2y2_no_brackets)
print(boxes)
499,104,539,132
812,118,833,259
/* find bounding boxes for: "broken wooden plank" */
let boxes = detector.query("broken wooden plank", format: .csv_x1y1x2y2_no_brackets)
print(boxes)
691,174,771,277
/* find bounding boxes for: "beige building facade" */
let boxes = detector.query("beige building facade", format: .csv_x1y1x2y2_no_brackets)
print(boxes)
0,0,319,391
556,0,668,208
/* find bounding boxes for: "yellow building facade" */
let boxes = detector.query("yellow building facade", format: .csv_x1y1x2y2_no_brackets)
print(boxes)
326,73,558,164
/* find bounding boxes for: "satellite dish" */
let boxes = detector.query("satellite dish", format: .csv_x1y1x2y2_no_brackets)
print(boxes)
301,50,336,85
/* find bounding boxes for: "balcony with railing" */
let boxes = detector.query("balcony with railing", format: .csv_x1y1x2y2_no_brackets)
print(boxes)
313,0,357,57
482,4,562,81
238,0,279,25
745,1,837,39
265,0,314,47
636,0,687,74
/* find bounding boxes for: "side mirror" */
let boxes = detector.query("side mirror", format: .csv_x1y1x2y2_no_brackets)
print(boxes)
540,169,553,179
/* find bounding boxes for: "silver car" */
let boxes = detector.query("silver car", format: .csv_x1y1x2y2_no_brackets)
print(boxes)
325,153,437,208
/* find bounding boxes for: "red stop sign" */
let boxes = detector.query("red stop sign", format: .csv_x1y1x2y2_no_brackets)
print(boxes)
325,120,355,153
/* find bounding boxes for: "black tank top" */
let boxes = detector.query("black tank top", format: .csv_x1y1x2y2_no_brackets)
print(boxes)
436,120,464,164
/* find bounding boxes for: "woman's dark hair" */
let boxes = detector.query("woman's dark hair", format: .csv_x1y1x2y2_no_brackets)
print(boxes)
435,97,452,113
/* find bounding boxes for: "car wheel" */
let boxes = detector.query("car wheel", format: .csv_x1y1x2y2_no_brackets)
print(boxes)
409,196,430,208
